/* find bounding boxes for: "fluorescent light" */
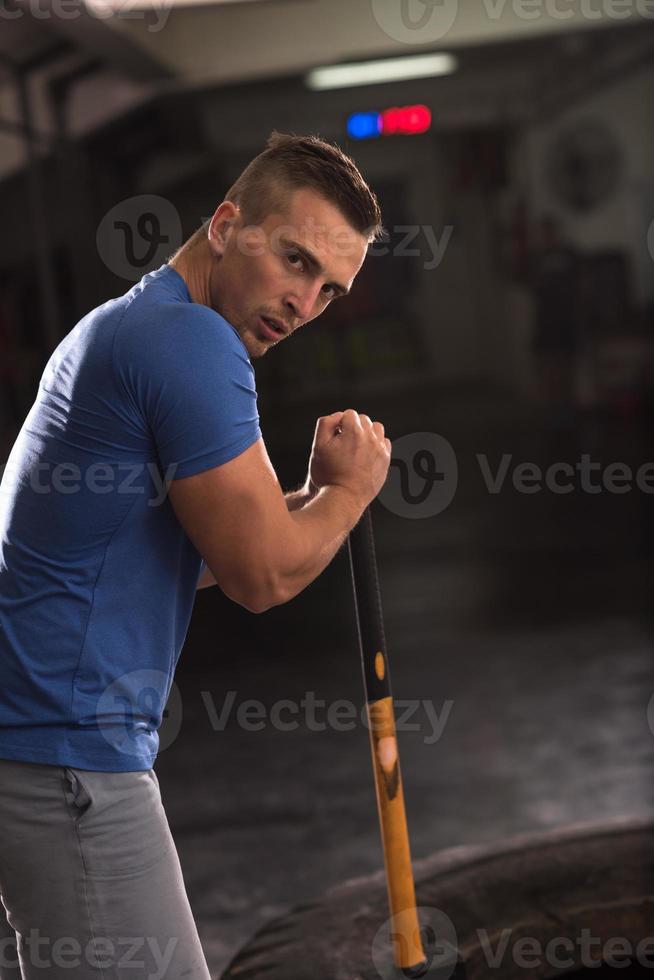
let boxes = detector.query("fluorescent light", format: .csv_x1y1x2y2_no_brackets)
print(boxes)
306,53,457,91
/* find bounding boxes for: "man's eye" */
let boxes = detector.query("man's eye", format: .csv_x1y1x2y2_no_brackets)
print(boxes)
287,252,304,270
322,285,336,300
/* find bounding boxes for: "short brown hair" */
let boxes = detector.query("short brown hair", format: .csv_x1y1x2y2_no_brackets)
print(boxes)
224,131,383,242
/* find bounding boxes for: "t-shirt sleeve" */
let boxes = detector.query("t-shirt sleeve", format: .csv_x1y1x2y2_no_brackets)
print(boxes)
114,303,261,480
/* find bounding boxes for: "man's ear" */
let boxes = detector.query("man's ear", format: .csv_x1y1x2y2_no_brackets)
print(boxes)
208,201,241,257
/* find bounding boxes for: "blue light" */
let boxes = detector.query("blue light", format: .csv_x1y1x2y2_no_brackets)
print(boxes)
347,112,382,140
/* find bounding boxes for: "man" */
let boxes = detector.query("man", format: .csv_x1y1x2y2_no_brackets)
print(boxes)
0,132,390,978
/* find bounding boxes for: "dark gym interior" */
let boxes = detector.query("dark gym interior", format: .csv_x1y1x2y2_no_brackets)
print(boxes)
1,2,654,976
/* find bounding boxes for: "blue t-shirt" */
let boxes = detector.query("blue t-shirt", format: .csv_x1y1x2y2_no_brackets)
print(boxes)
0,263,261,771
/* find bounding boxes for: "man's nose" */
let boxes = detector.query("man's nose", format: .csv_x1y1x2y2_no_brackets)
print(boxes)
285,283,321,321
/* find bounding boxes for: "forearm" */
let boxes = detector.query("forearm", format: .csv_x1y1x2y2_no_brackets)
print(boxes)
273,484,364,606
284,479,318,512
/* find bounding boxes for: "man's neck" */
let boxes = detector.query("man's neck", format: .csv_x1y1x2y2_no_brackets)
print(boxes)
169,237,213,309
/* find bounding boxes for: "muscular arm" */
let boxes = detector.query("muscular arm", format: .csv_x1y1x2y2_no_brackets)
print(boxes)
180,412,388,611
195,480,317,590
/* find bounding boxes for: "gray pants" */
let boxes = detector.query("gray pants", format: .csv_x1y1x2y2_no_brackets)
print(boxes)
0,759,212,980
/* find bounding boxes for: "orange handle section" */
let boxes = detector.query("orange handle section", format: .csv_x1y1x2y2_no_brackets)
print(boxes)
367,696,425,971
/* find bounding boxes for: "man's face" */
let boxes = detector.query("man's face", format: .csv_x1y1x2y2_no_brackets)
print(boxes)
207,187,369,359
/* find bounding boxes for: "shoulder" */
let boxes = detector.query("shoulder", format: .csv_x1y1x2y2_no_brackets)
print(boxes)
117,298,251,371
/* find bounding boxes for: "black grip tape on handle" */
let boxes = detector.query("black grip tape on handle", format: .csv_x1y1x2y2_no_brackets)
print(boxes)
347,507,393,705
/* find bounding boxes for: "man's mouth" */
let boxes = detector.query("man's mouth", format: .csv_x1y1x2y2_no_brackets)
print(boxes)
260,316,287,340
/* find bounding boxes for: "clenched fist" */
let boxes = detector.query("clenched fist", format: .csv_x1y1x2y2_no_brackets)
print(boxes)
307,409,392,508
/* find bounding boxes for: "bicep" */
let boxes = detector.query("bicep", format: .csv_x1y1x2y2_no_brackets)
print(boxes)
168,437,293,612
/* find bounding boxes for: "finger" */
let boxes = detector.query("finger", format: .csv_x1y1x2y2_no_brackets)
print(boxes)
341,409,362,430
359,414,373,429
372,421,385,438
384,438,392,452
317,411,344,426
316,412,345,436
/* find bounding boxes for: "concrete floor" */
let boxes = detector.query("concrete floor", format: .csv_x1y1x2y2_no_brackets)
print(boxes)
155,385,654,977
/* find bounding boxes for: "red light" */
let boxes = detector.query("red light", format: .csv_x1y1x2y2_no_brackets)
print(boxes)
380,104,431,136
405,104,432,134
381,107,401,135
